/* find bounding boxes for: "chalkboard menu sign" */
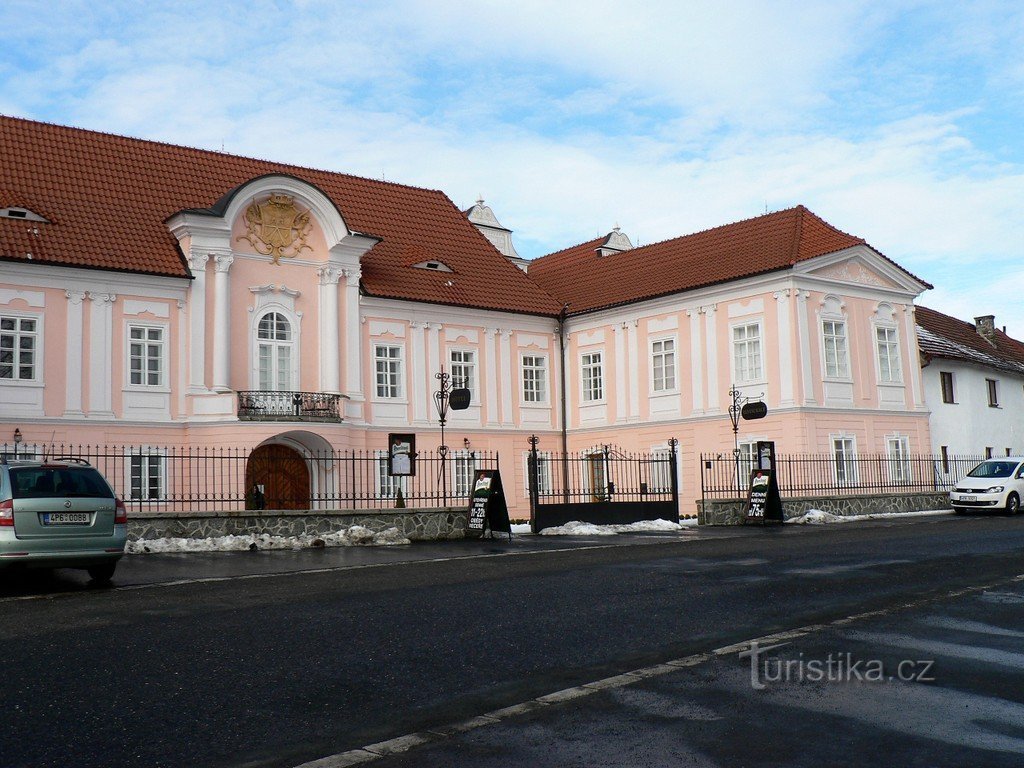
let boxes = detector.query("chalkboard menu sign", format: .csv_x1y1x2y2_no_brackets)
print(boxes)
743,468,783,524
467,469,512,540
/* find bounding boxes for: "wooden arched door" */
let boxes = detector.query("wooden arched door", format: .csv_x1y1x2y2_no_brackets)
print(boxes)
245,444,310,510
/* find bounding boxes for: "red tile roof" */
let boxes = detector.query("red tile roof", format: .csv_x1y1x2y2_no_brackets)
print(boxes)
915,305,1024,374
0,116,561,316
529,206,930,314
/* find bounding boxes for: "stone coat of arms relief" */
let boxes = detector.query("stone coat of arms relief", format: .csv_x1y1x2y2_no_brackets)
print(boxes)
238,193,314,264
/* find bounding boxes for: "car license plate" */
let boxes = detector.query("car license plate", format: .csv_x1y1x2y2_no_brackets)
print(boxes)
43,512,90,525
961,495,977,502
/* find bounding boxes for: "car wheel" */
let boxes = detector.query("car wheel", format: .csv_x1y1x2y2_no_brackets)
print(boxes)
87,563,117,583
1006,493,1020,516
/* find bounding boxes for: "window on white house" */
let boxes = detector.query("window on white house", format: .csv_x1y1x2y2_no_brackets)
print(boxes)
987,378,999,407
453,453,476,498
522,355,547,403
833,437,857,485
581,352,604,402
822,320,849,378
128,326,165,387
524,451,553,496
732,323,763,382
450,349,476,394
129,453,165,501
374,345,403,398
940,371,955,404
875,326,901,383
257,312,293,391
887,436,912,484
0,315,37,381
651,339,676,392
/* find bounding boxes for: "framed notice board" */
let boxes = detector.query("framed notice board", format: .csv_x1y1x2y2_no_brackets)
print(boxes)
743,468,783,524
467,469,512,540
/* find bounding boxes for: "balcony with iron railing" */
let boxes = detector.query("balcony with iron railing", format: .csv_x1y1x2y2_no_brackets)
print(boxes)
237,391,348,422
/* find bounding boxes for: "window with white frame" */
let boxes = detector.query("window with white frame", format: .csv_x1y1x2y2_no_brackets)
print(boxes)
886,436,912,484
374,344,403,398
737,440,758,485
128,325,165,387
376,455,406,499
257,312,293,391
0,315,38,381
649,447,674,492
129,453,165,501
651,339,676,392
875,326,901,383
453,453,476,498
522,355,547,403
450,349,476,394
524,451,553,496
732,323,763,382
822,320,850,379
833,437,857,485
581,351,604,402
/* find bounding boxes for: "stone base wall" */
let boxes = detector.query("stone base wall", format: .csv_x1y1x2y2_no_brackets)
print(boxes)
127,506,469,542
698,492,951,526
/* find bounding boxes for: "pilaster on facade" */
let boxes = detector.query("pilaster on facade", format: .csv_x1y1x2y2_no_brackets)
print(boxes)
900,304,925,410
343,269,364,413
425,322,442,409
796,290,816,405
613,324,627,423
484,328,499,426
187,252,210,393
176,299,187,419
499,329,514,426
64,290,86,417
211,254,234,393
704,305,720,412
774,289,795,406
317,266,342,394
410,321,430,425
86,292,116,418
686,308,705,416
626,319,640,422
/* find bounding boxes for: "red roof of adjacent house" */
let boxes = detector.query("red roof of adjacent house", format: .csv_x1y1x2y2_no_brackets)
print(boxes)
915,305,1024,374
0,115,561,316
529,206,930,314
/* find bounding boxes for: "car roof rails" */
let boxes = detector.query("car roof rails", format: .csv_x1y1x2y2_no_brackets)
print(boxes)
47,456,92,466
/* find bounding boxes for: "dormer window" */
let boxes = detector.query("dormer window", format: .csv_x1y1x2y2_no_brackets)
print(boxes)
0,207,48,223
412,260,454,273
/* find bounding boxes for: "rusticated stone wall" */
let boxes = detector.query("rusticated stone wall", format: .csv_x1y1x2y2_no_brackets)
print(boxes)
698,492,951,526
127,506,468,542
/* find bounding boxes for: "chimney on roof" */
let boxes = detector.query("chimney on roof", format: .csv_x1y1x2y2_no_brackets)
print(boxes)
975,315,997,346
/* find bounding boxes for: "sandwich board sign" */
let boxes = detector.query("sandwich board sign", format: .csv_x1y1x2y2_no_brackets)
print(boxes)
467,469,512,540
743,468,783,524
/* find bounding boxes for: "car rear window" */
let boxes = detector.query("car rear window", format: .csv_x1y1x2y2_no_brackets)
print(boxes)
9,467,113,499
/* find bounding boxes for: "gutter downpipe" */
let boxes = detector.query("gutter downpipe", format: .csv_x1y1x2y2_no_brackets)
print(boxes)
558,303,570,503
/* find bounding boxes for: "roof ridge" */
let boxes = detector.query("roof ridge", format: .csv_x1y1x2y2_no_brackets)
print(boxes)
0,113,448,198
789,205,805,264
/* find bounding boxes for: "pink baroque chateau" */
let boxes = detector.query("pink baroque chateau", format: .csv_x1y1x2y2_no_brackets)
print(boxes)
0,116,933,517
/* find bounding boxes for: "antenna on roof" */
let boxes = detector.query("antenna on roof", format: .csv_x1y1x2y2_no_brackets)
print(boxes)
764,200,768,214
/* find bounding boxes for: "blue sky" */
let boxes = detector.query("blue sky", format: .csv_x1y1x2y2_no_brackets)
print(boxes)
3,1,1024,331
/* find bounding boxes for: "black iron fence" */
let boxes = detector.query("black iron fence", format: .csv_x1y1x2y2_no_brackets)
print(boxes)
237,390,346,422
700,451,986,500
527,437,679,530
0,443,497,513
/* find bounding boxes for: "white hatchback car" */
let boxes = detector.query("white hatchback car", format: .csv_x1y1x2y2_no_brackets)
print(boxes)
949,458,1024,515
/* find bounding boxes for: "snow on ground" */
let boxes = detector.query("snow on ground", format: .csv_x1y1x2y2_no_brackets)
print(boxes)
538,518,695,536
785,509,954,525
127,525,410,554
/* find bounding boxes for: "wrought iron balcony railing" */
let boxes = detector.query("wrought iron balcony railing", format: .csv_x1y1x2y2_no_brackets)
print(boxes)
237,391,346,422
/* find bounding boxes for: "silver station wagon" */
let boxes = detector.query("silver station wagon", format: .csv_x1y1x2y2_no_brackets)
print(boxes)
0,458,127,582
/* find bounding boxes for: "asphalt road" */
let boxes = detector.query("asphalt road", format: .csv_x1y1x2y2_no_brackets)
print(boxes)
1,513,1022,768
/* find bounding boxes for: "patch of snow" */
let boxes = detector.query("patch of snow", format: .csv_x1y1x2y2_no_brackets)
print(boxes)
510,523,533,534
785,509,955,525
127,525,411,554
539,519,686,536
